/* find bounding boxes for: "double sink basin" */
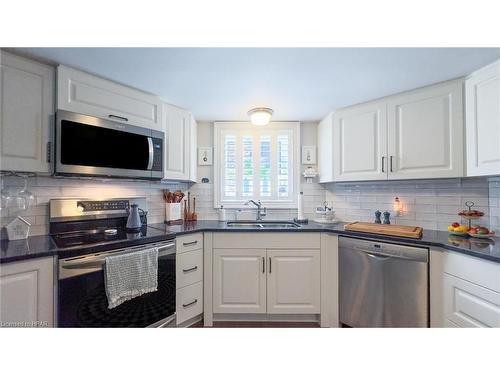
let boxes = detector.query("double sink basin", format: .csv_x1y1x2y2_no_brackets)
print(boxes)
226,220,302,229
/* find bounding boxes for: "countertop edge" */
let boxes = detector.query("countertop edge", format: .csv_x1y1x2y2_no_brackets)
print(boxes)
2,222,499,264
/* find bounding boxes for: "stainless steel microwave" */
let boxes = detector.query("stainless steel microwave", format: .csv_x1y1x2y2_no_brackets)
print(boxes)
55,111,163,179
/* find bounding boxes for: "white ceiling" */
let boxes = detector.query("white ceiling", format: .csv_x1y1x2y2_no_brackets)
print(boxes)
11,48,500,122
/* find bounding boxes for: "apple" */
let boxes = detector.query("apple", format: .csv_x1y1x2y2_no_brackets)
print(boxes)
468,228,478,235
452,222,460,228
477,227,490,235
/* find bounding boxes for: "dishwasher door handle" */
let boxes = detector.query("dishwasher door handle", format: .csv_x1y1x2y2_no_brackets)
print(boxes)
364,251,391,260
353,246,426,262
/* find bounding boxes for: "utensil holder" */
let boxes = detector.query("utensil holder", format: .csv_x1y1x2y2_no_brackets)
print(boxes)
165,203,182,223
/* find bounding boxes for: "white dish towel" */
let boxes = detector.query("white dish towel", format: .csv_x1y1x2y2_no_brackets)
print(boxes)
104,247,159,309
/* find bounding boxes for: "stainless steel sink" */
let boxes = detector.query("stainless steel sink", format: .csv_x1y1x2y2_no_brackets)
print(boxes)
226,220,302,229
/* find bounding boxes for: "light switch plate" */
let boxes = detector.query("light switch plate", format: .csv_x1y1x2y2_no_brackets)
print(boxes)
198,147,213,165
302,146,316,165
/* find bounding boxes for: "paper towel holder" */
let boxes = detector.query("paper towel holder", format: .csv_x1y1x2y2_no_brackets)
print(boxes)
294,192,309,224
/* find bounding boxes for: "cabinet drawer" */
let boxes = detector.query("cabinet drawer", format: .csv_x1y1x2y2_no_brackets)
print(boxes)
176,282,203,325
444,273,500,328
176,233,203,254
176,249,203,289
57,65,162,131
443,251,500,293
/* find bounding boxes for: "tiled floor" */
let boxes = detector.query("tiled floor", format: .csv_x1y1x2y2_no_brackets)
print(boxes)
190,321,320,328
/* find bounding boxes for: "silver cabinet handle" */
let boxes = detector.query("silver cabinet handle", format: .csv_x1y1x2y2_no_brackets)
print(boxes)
390,156,394,172
108,114,128,122
381,156,385,173
183,240,198,246
182,266,198,273
262,257,265,273
182,299,198,308
269,257,272,274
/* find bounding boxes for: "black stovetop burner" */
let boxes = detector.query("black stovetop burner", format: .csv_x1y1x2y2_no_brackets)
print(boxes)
51,226,149,249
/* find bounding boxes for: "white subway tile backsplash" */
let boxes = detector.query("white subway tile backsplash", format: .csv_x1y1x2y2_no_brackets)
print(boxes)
2,174,498,238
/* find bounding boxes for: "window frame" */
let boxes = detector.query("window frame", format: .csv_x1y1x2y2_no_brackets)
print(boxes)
214,122,301,209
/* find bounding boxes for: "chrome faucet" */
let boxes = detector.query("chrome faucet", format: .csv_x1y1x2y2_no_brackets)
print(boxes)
245,199,267,220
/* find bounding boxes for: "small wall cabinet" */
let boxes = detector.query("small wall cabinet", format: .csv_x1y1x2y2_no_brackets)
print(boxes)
162,103,197,182
0,257,54,327
317,112,334,182
57,65,163,131
465,59,500,176
0,51,54,173
332,79,464,182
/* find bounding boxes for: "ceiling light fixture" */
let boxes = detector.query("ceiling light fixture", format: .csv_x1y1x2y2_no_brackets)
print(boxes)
247,107,273,126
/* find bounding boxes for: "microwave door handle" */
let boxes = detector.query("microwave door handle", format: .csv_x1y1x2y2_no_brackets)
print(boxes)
147,137,154,170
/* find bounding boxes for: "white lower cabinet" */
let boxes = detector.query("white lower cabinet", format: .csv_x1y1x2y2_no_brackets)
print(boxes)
432,250,500,328
443,273,500,328
267,249,321,314
0,257,54,327
212,247,320,315
176,234,204,325
176,282,203,325
213,248,267,314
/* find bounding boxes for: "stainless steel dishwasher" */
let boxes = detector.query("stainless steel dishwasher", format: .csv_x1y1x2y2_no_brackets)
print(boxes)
339,236,429,328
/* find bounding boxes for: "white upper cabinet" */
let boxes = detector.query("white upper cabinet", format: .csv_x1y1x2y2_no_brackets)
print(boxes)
318,112,334,182
330,79,464,182
387,79,464,179
465,60,500,176
0,51,54,173
162,103,197,182
333,100,387,181
57,65,163,131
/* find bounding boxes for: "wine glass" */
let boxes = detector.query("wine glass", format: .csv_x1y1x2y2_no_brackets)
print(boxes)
14,176,35,211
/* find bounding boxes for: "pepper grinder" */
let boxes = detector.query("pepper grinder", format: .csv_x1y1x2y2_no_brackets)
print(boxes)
374,210,382,224
383,211,391,224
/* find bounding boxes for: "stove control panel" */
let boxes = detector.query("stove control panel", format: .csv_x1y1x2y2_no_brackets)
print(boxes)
77,200,130,212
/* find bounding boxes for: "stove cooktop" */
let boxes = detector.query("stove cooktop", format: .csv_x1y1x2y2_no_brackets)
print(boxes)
51,225,174,252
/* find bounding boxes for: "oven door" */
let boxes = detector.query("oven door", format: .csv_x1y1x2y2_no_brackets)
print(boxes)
55,110,164,179
58,241,176,328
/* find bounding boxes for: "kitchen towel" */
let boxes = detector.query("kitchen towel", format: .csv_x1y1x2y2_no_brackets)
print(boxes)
104,247,159,309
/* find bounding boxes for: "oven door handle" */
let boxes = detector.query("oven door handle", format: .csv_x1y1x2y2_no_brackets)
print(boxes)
147,137,154,170
60,242,176,270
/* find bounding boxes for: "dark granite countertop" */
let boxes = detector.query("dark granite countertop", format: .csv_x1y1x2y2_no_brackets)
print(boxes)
1,226,175,264
149,220,500,264
2,220,499,264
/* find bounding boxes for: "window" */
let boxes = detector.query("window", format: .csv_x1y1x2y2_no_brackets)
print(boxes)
214,122,300,208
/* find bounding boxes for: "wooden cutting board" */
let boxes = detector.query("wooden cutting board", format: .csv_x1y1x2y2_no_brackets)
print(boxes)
344,221,423,239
